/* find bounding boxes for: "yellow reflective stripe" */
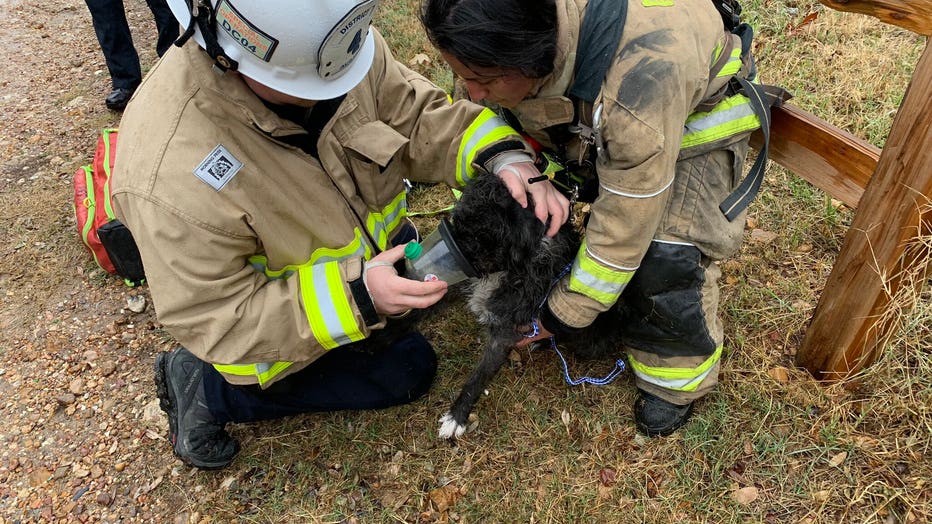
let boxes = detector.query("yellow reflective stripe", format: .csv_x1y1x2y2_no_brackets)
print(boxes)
681,94,761,148
568,240,634,306
248,229,371,280
213,361,294,387
77,166,104,266
710,41,724,66
716,47,743,78
229,229,373,384
642,0,674,6
628,346,723,392
249,255,295,280
102,129,116,218
299,261,365,350
456,108,518,186
365,191,408,251
309,228,371,264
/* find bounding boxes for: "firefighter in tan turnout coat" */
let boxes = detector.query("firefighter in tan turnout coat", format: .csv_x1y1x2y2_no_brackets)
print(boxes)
422,0,786,436
112,0,568,470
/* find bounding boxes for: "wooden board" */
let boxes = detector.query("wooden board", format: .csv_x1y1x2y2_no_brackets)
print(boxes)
820,0,932,35
750,104,880,208
796,42,932,380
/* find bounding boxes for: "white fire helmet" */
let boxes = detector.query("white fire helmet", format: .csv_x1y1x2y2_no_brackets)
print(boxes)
166,0,378,100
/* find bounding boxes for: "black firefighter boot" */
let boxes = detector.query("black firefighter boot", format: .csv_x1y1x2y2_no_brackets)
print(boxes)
154,347,240,469
634,389,695,437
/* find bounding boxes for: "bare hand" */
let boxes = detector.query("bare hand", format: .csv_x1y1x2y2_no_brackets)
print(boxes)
495,162,570,237
365,244,448,316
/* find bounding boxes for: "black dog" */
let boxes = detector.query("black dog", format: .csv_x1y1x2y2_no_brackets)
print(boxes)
437,175,621,439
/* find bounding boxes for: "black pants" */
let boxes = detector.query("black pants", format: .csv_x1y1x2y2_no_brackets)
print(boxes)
202,332,438,424
85,0,179,89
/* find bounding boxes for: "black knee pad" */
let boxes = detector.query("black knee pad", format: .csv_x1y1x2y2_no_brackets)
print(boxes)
619,242,717,358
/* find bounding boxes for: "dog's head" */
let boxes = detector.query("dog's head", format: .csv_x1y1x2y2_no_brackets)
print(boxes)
447,175,562,276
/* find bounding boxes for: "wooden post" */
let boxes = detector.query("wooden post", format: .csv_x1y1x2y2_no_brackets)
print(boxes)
796,41,932,381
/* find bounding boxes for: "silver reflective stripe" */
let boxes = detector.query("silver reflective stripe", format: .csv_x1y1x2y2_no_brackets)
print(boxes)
599,178,674,198
684,103,755,134
309,264,355,346
652,238,695,247
632,365,715,391
571,258,626,296
368,195,408,248
585,245,638,272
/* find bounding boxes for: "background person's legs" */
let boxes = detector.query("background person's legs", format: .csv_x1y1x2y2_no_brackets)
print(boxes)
85,0,141,92
146,0,179,57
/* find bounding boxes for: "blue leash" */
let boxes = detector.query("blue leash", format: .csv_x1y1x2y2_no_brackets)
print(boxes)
523,318,626,386
523,264,627,386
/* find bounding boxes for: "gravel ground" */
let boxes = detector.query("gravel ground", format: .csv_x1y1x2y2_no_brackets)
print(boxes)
1,0,193,521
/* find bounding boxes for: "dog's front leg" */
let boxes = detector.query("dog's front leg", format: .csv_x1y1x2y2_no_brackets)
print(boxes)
438,336,514,439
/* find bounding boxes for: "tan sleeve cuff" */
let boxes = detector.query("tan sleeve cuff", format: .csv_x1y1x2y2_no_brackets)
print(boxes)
546,277,605,329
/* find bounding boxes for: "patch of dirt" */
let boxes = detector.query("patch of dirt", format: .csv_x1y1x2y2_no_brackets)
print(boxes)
0,0,190,521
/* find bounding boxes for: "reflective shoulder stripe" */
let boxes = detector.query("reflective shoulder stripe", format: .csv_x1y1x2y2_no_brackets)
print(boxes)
366,191,408,251
568,239,635,306
213,361,294,387
628,345,723,392
681,93,761,149
456,108,518,186
298,261,366,350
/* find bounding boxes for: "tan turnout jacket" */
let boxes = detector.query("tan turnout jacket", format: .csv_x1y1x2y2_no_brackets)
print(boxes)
113,28,526,387
507,0,730,329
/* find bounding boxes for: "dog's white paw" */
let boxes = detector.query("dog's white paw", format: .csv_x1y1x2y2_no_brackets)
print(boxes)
438,412,467,439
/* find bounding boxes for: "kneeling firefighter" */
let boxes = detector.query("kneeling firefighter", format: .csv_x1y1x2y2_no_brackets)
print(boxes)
421,0,789,436
112,0,569,469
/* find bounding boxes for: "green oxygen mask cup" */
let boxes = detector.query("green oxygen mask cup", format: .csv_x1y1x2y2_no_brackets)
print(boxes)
403,218,477,285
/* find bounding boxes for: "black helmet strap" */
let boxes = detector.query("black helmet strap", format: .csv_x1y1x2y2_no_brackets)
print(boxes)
173,0,239,73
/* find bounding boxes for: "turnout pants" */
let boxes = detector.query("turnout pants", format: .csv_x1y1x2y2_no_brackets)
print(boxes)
620,135,752,405
201,332,437,424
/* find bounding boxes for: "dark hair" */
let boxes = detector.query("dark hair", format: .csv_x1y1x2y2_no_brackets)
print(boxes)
420,0,558,79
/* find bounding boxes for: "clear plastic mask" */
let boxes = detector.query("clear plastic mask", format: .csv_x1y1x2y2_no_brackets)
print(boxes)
403,218,477,285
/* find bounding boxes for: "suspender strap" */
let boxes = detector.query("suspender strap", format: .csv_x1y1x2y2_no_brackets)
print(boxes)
718,77,787,220
568,0,628,104
715,16,790,220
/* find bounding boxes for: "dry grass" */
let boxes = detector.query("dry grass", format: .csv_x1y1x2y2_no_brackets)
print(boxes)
152,3,932,522
70,1,930,522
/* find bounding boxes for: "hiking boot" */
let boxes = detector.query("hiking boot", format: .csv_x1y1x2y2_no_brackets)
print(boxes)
634,389,694,437
154,347,239,469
